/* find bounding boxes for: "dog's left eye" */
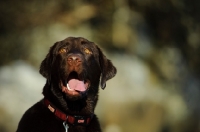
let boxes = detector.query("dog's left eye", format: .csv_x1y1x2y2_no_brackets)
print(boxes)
59,48,67,54
84,48,92,54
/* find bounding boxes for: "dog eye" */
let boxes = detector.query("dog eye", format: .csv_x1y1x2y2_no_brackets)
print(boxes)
59,48,67,54
84,48,92,54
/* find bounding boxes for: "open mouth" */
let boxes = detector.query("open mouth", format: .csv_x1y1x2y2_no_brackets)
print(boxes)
61,71,90,96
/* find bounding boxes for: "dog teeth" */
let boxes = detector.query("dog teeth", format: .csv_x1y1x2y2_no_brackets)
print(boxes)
67,84,73,91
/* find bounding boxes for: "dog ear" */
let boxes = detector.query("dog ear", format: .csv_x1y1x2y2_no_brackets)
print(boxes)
39,42,60,80
39,53,51,79
98,47,117,89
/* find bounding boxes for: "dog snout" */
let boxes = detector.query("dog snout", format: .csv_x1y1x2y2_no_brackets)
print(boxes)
67,54,82,67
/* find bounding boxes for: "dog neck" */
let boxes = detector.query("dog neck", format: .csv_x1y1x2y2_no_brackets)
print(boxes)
43,81,91,112
43,98,93,126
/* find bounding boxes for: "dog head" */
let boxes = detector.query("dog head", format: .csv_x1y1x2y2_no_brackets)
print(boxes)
40,37,116,100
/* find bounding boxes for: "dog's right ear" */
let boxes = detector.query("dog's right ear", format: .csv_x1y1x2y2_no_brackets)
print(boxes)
39,53,51,79
39,42,60,79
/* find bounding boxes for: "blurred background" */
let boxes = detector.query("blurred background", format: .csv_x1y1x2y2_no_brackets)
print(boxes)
0,0,200,132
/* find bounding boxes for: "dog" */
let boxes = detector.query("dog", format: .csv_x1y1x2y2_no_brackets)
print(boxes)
16,37,117,132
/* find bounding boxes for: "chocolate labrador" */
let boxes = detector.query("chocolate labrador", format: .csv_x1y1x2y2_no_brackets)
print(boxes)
16,37,117,132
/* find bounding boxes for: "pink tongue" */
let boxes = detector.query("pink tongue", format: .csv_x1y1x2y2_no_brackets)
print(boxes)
68,79,86,92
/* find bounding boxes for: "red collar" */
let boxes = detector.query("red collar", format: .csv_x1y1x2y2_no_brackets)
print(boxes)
44,98,93,126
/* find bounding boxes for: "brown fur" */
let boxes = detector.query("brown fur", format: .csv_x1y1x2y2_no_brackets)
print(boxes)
17,37,116,132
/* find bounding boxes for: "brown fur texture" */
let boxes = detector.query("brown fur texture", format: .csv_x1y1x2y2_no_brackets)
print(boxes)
16,37,117,132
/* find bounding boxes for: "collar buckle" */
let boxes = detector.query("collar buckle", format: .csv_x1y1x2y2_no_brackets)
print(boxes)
44,98,93,126
73,115,88,126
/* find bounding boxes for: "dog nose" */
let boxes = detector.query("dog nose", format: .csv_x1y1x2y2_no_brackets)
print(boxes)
67,55,82,66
